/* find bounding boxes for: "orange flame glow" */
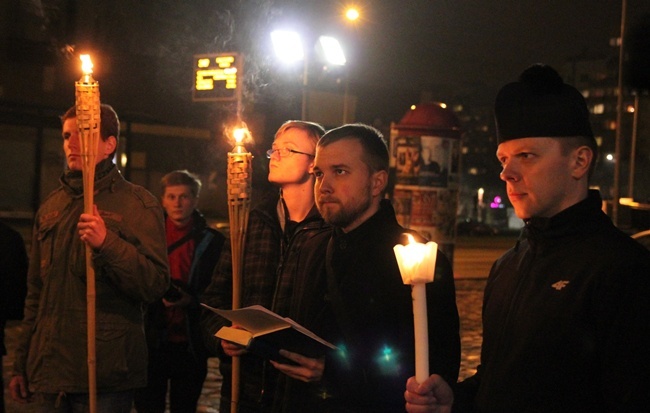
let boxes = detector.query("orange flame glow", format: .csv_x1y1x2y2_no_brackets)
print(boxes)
80,54,93,75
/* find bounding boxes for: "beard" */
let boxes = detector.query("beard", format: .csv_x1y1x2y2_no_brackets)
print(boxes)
318,186,373,230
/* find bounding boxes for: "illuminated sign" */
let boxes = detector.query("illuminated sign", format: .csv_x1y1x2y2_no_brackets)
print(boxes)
192,53,242,102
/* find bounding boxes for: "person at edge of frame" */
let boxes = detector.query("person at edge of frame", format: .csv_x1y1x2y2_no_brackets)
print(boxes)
404,64,650,413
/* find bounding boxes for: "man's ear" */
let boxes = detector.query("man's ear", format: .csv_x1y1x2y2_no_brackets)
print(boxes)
371,170,388,197
571,146,593,180
103,136,117,158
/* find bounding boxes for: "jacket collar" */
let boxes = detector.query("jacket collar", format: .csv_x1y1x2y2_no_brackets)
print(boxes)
60,159,118,197
522,189,604,242
333,198,399,242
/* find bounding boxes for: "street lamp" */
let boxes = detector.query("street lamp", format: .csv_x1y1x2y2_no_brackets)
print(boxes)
345,7,360,22
271,30,346,121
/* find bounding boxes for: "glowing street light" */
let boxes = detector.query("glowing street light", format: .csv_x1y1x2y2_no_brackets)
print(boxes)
317,36,347,66
271,30,347,120
270,30,304,63
345,7,360,21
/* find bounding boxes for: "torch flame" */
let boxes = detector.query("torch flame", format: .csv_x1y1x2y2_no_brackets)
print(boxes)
80,54,93,75
233,127,247,145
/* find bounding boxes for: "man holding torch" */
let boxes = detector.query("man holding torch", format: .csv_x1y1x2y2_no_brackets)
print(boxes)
9,104,170,412
201,120,327,413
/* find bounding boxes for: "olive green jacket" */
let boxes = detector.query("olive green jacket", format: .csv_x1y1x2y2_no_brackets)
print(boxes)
13,161,170,393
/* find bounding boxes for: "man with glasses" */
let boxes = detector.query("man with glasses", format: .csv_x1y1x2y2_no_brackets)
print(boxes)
201,120,328,413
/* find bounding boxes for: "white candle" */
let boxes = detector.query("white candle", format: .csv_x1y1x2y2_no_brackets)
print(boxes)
393,234,438,384
412,283,428,383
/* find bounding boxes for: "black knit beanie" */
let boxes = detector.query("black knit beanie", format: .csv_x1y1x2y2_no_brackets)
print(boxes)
494,64,594,144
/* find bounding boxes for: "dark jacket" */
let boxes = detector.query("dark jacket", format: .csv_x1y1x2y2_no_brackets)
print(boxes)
13,160,170,393
200,192,328,413
277,199,461,412
455,190,650,413
144,210,225,360
0,221,28,356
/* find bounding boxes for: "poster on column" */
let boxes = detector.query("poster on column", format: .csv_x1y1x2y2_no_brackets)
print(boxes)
392,187,458,245
393,135,457,188
390,134,460,247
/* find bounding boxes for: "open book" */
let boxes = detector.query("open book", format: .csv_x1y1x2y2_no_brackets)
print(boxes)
201,304,337,363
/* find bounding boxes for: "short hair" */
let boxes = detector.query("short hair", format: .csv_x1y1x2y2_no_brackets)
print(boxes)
318,123,389,173
160,170,202,198
274,120,326,149
61,103,120,143
557,136,599,179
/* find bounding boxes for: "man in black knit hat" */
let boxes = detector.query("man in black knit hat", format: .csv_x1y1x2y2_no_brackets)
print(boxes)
404,64,650,413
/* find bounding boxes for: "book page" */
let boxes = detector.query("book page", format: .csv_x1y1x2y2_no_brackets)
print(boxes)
202,304,336,350
201,304,290,334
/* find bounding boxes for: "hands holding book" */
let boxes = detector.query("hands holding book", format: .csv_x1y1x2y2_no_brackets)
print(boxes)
202,304,337,379
218,324,326,382
220,325,248,357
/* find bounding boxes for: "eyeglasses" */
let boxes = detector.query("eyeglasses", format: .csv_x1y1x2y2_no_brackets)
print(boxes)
266,148,315,159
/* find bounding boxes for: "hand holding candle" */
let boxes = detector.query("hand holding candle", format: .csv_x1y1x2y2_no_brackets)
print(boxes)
393,234,438,384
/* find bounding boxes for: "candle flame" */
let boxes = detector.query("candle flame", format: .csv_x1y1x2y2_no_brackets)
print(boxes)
80,54,93,75
393,234,438,285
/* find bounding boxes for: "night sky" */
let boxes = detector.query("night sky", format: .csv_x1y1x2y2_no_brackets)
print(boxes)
340,0,650,87
259,0,650,122
12,0,649,126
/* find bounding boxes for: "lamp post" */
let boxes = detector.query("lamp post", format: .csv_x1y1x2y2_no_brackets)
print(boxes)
271,30,346,121
612,0,627,225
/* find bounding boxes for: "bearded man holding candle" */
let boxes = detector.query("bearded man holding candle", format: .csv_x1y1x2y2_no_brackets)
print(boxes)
270,123,460,412
9,104,170,412
405,65,650,413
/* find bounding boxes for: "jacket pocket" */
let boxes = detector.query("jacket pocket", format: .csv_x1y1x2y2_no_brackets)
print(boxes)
95,319,147,388
95,322,129,386
36,214,59,278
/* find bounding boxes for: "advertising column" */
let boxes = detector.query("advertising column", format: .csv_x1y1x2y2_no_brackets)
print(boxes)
389,103,462,261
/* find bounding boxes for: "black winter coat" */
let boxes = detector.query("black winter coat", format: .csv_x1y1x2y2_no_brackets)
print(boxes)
275,199,461,413
455,190,650,413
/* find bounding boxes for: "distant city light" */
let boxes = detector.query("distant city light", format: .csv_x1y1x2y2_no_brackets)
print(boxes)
606,153,615,162
626,105,635,113
593,103,604,114
410,105,417,110
490,196,505,209
620,197,640,207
